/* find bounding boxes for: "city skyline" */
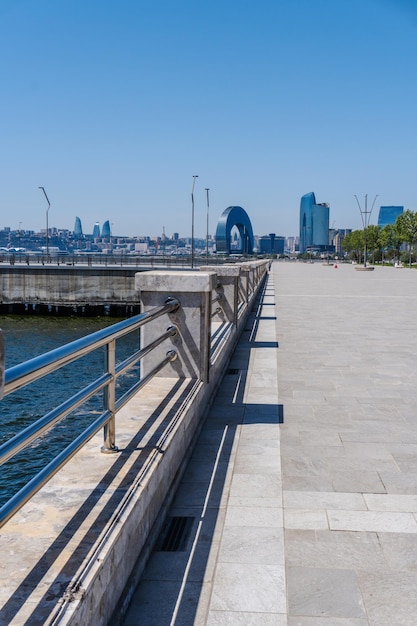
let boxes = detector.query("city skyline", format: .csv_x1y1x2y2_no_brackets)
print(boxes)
0,1,416,237
0,198,407,241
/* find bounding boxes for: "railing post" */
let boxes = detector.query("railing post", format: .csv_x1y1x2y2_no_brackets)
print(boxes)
241,266,250,304
200,265,241,326
135,271,217,383
101,339,118,453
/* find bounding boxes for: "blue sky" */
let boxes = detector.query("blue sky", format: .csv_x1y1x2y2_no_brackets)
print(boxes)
0,0,416,238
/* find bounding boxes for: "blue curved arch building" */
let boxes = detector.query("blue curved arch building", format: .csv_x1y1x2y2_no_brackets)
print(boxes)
299,192,329,253
215,206,254,254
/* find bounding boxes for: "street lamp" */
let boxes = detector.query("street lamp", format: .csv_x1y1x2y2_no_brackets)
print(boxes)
354,194,378,267
38,186,51,258
191,175,198,268
205,188,210,262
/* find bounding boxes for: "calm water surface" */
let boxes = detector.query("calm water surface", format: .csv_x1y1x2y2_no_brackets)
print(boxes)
0,315,139,507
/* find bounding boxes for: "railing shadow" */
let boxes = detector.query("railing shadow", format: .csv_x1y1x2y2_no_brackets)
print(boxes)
0,265,275,625
0,378,197,626
118,273,283,625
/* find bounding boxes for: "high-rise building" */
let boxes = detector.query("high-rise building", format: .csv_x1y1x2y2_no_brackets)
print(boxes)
258,234,285,254
92,222,100,239
74,216,83,238
299,192,330,253
101,220,111,239
377,206,403,228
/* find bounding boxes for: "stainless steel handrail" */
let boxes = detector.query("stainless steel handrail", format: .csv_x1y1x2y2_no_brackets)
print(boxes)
4,297,179,395
0,297,179,528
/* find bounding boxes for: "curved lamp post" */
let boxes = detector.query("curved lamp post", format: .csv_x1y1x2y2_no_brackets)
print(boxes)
38,186,51,258
191,175,198,268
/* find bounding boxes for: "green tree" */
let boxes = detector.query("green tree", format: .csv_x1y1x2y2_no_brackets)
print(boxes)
380,224,404,264
396,210,417,267
343,230,364,262
364,224,381,264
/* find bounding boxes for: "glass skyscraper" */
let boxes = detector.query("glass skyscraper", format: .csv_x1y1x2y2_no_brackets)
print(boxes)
101,220,111,239
92,222,100,239
377,206,403,228
74,216,83,238
299,192,330,253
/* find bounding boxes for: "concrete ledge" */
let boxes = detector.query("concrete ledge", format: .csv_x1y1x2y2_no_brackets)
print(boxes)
0,376,207,625
0,271,268,626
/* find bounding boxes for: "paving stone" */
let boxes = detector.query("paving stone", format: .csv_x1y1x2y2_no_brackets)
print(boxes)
287,567,366,619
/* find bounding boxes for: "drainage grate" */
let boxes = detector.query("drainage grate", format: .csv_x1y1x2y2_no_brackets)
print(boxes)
227,368,240,375
156,516,195,552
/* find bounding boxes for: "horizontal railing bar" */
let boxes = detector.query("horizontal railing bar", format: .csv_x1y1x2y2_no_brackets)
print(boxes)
0,351,179,529
0,373,112,467
4,298,179,395
0,324,178,469
115,350,178,414
0,409,113,529
114,326,177,379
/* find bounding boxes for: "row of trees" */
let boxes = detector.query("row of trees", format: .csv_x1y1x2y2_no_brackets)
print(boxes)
343,210,417,266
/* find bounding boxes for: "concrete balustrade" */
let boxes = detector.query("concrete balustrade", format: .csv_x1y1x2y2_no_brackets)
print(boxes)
199,265,241,326
0,260,270,626
136,271,217,383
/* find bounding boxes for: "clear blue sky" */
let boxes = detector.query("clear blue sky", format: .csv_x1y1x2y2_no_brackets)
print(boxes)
0,0,416,238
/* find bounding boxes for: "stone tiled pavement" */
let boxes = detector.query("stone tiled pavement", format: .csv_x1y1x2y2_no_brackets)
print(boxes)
122,261,417,626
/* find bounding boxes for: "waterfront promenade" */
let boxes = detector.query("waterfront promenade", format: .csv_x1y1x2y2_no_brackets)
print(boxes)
123,261,417,625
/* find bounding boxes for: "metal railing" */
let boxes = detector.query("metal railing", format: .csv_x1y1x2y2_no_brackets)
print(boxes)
0,297,179,528
0,252,252,268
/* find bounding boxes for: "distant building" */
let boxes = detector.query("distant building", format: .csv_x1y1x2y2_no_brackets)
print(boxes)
92,222,100,239
258,233,285,255
286,236,298,253
215,206,254,254
74,216,83,238
377,206,403,228
331,228,352,255
299,192,330,253
101,220,111,239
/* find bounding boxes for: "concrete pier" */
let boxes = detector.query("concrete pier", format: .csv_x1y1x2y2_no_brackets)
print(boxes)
0,265,142,314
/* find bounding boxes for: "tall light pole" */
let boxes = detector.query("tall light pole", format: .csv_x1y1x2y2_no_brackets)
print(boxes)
191,175,198,268
205,187,210,263
39,186,51,258
354,194,378,267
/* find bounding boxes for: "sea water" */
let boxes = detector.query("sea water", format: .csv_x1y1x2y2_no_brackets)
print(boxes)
0,315,139,507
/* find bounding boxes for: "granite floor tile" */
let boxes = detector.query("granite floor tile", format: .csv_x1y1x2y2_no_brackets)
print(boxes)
217,525,284,565
357,569,417,625
224,505,283,528
284,490,366,511
364,492,417,512
328,509,417,533
207,611,287,625
285,529,387,571
284,509,329,530
210,563,286,614
288,619,368,626
287,567,366,619
377,532,417,571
